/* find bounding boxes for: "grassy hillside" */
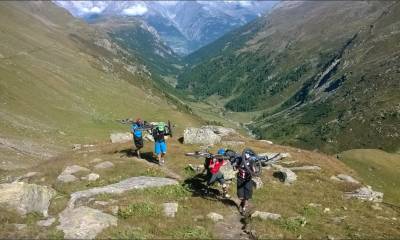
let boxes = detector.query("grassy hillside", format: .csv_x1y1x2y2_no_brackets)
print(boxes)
178,1,400,153
0,1,200,170
339,149,400,204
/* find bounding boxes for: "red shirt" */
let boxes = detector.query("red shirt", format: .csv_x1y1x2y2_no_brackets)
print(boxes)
209,158,224,174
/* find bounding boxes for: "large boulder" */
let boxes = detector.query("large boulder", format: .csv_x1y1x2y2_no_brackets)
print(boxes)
183,127,221,145
220,162,237,180
68,176,179,208
202,125,236,137
0,182,56,216
110,132,132,143
57,206,117,239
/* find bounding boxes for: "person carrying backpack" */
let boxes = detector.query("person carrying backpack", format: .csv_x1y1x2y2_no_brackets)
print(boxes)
152,122,169,165
204,148,230,198
232,150,256,215
131,118,144,158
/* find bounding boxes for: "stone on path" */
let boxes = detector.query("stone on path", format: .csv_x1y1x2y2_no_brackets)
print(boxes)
14,224,27,230
251,211,281,220
163,202,178,217
275,168,297,184
344,186,383,202
110,132,131,143
0,182,56,216
207,212,224,222
289,166,321,171
57,206,117,239
68,176,178,208
37,217,56,227
94,161,114,169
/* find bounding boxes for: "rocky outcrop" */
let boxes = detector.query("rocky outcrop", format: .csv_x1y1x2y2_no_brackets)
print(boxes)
57,206,117,239
251,211,281,220
344,186,383,202
68,176,179,208
110,132,131,143
183,127,221,145
0,182,56,216
162,202,178,218
183,125,237,145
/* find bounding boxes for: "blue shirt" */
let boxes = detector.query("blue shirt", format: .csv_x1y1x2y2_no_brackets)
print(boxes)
131,123,142,138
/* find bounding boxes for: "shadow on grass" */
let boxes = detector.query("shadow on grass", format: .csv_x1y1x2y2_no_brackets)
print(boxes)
118,148,159,165
183,173,239,210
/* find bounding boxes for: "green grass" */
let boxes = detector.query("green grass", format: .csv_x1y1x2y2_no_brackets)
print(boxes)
339,149,400,204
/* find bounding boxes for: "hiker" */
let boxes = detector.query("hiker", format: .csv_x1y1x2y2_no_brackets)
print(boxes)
232,149,256,215
152,122,169,165
204,148,230,198
131,118,144,158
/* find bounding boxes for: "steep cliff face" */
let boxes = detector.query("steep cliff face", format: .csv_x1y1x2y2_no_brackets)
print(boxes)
178,1,400,153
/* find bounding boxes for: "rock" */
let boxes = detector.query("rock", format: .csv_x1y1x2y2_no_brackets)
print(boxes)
207,212,224,222
94,161,114,169
332,216,347,224
252,177,263,189
62,165,90,175
57,206,117,239
259,140,273,144
110,132,131,143
57,174,78,183
203,125,237,137
289,166,321,171
143,134,154,142
183,127,221,145
163,202,178,217
336,174,360,184
308,203,322,208
251,211,281,220
68,176,178,208
220,162,237,180
82,173,100,181
14,224,27,230
275,168,297,184
344,186,383,202
371,203,382,211
110,206,119,215
0,182,56,216
323,208,331,213
187,164,204,173
330,176,342,181
90,158,103,164
94,201,109,206
72,144,82,151
37,217,56,227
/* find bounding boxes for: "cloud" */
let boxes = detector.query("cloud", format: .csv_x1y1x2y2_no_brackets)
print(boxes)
81,6,104,14
122,4,148,16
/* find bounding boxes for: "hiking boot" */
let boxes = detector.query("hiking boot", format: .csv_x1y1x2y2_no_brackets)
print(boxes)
159,159,165,165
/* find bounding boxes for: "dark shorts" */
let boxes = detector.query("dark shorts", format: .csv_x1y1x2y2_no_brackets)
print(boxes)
207,171,225,186
134,136,143,149
237,177,253,200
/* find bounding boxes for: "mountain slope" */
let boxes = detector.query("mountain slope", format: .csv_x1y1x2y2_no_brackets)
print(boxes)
178,1,400,153
0,1,199,170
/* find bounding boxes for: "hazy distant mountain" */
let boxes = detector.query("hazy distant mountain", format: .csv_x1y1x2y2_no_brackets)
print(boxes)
55,1,277,55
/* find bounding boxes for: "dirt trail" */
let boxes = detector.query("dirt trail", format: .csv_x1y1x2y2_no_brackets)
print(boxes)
214,207,255,240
